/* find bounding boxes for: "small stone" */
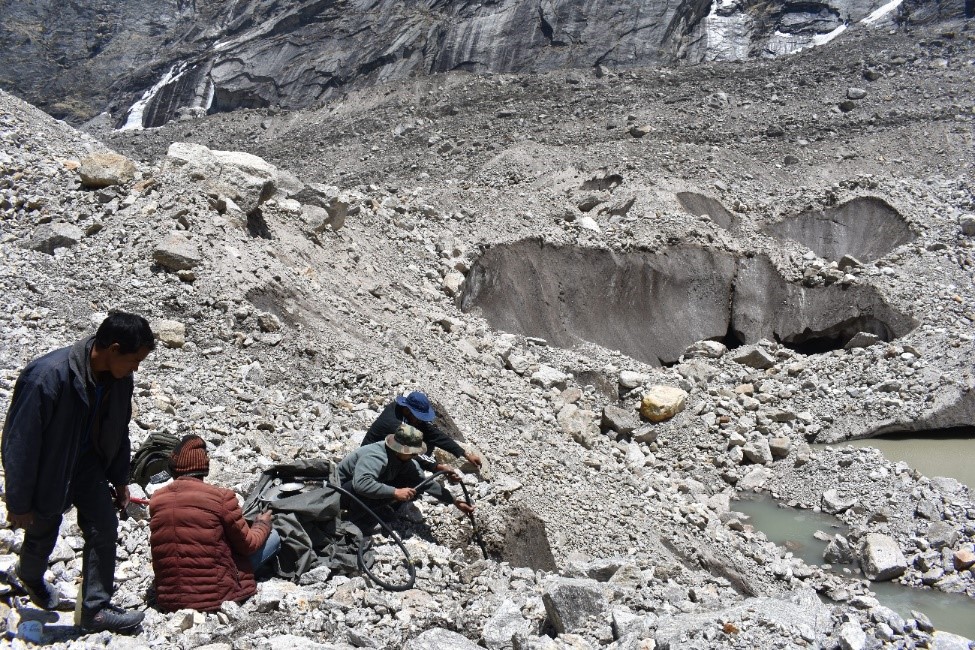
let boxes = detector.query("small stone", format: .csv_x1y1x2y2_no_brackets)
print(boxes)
577,216,600,232
846,87,868,100
619,370,649,389
732,346,776,369
153,319,186,348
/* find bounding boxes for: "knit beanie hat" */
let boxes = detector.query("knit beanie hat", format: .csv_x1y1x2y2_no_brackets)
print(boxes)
169,434,209,477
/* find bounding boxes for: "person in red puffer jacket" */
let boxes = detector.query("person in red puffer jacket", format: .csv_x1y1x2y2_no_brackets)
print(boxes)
149,435,279,612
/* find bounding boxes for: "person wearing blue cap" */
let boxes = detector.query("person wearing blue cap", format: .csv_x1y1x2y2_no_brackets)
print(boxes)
361,391,482,473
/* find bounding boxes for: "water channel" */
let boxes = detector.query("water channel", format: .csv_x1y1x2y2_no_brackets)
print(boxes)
732,492,975,639
843,428,975,489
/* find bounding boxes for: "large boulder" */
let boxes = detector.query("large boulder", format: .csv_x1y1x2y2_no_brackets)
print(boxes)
742,438,773,465
482,599,531,649
600,405,639,437
732,345,776,369
821,489,856,514
558,404,598,449
655,588,831,649
153,319,186,348
541,577,608,635
164,142,278,215
530,365,568,389
859,533,907,581
404,628,481,650
27,223,84,254
497,504,557,573
640,386,688,422
78,153,136,188
153,232,202,271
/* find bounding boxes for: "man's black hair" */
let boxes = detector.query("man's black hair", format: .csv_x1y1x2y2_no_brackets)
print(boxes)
94,312,156,354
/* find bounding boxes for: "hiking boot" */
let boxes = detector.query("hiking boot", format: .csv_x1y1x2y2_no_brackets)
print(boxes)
13,568,59,610
80,605,144,634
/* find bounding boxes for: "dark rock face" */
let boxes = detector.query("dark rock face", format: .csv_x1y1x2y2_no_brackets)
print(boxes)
498,504,558,572
764,197,917,263
0,0,934,127
461,240,917,366
0,0,193,121
677,192,737,230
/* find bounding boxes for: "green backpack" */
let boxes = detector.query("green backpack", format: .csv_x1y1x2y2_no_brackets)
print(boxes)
129,432,181,487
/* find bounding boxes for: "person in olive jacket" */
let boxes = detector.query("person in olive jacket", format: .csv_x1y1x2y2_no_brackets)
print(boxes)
339,423,474,530
149,435,279,612
2,312,154,634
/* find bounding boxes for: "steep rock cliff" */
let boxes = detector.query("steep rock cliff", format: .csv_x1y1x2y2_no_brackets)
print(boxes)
0,0,958,127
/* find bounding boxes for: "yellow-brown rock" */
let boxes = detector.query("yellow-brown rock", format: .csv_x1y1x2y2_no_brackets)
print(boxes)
640,386,688,422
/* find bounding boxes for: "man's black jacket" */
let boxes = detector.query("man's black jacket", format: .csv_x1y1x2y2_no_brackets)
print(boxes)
2,337,133,517
361,402,465,471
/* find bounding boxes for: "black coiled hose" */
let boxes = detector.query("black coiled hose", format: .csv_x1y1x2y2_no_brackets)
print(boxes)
323,470,455,592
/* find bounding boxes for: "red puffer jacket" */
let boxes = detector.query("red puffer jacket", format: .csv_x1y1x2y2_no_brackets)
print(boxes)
149,476,271,612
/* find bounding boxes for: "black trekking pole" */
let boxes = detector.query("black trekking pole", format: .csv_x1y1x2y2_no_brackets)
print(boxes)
458,480,488,559
414,470,488,560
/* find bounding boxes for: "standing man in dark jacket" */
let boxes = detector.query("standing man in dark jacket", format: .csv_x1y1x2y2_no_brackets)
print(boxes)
2,312,154,634
361,391,482,473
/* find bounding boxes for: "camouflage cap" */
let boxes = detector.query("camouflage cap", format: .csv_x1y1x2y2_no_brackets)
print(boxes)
385,423,426,455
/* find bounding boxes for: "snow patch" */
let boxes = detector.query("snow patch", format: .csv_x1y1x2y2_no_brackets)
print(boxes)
812,24,848,46
861,0,904,25
120,64,186,131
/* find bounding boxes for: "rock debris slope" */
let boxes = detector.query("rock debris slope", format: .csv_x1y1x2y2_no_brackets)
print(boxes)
1,18,974,650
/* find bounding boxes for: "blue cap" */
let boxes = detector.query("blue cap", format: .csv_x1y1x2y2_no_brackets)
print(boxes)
395,391,436,422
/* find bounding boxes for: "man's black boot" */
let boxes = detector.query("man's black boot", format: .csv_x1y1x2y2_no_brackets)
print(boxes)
13,567,59,610
80,604,144,634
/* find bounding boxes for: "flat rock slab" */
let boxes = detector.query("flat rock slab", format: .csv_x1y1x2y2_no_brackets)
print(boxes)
28,223,83,254
404,628,481,650
859,533,907,581
655,589,831,649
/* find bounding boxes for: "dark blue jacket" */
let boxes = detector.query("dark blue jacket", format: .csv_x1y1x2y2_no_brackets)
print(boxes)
361,402,466,471
2,337,133,517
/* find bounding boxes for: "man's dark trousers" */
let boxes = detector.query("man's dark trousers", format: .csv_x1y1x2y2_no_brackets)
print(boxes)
18,450,117,613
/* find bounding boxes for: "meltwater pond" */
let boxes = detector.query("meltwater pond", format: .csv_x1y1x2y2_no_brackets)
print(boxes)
733,493,975,639
843,429,975,489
